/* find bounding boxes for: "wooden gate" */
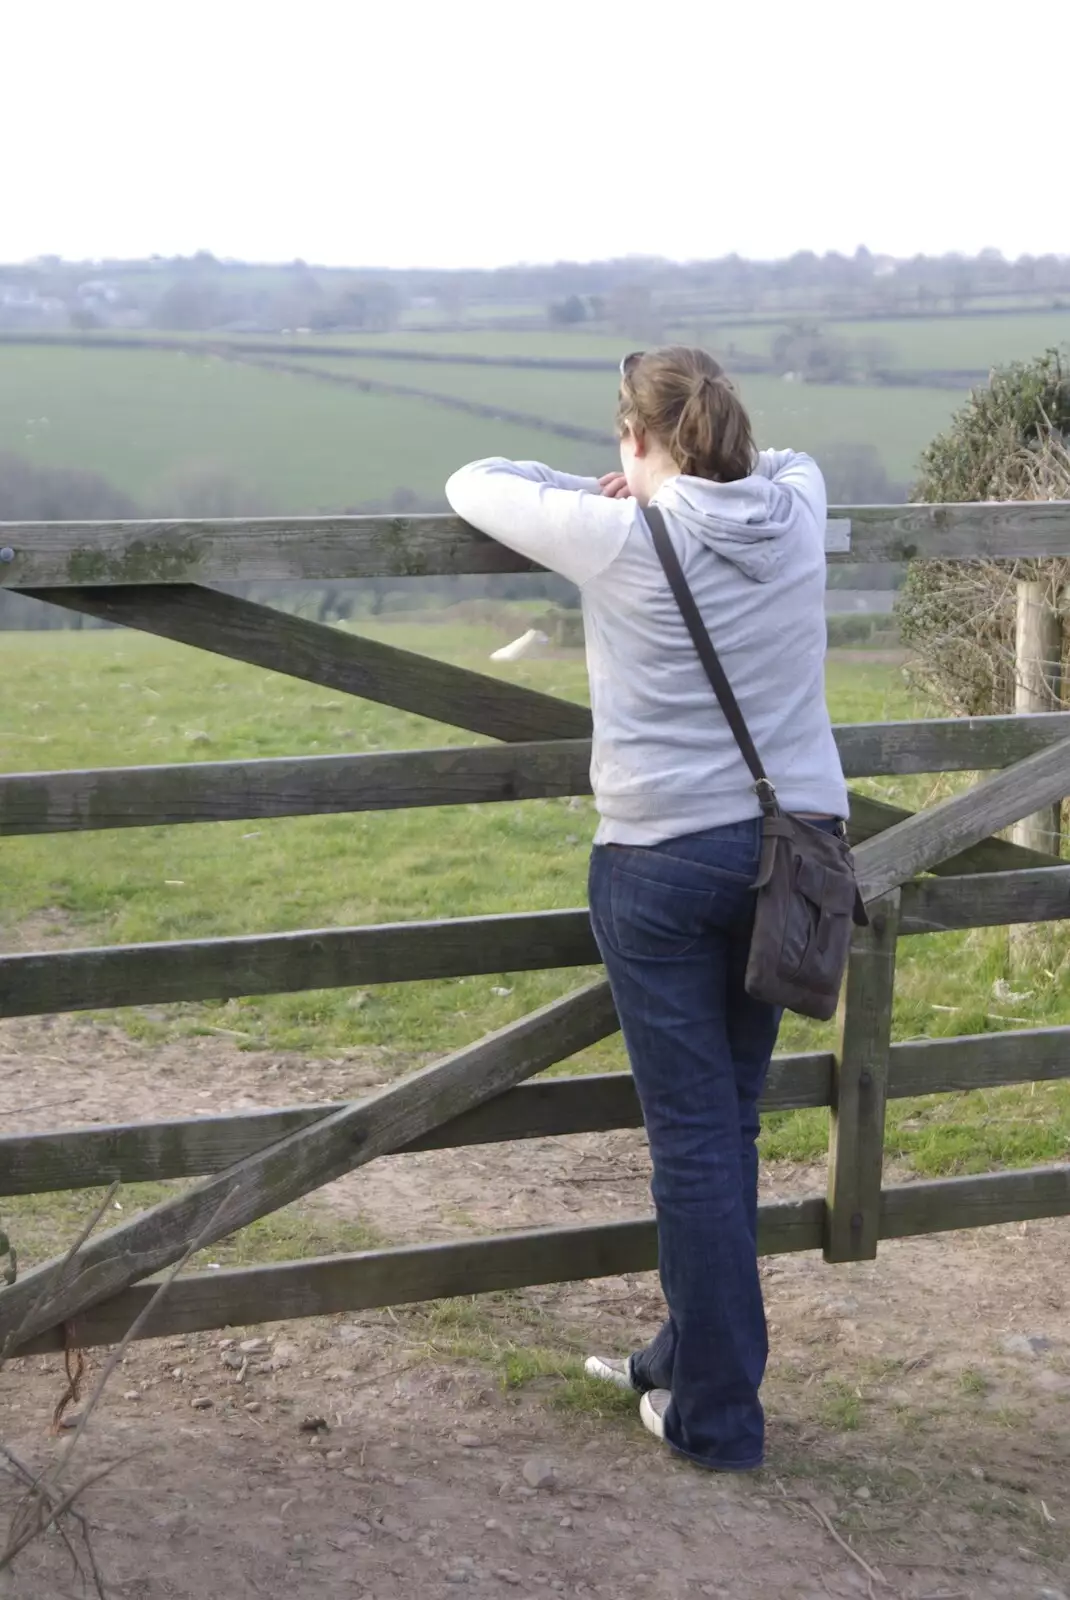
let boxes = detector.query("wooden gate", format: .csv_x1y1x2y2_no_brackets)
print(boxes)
1,501,1070,1356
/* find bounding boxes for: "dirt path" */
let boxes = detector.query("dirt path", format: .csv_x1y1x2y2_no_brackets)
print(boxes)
2,1015,1068,1599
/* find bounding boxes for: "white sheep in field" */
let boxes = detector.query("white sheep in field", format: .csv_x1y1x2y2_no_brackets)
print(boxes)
489,628,549,663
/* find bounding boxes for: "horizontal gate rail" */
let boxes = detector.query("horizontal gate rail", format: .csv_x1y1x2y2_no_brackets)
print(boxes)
3,868,1070,1021
3,501,1070,587
15,1165,1070,1356
4,1024,1070,1197
4,713,1070,838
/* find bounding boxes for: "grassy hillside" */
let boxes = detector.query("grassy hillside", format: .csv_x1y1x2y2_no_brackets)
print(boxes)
2,308,1064,515
299,355,957,485
0,343,604,512
701,309,1070,370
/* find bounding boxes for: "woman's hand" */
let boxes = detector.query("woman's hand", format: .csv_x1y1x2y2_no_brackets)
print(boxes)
599,471,632,499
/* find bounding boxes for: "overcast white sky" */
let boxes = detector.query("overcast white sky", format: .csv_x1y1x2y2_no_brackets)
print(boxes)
4,0,1066,269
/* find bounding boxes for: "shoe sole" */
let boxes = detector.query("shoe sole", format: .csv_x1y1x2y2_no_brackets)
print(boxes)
639,1390,666,1440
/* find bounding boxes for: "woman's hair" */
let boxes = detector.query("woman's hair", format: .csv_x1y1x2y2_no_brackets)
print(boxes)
617,346,755,482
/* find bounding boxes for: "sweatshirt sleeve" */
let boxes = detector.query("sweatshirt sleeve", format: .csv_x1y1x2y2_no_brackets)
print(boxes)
445,458,634,588
754,449,827,531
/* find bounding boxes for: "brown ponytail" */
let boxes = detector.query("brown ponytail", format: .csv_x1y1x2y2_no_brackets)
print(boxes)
617,346,755,483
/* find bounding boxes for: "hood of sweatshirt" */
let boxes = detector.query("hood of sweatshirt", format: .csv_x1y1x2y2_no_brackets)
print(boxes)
652,472,798,583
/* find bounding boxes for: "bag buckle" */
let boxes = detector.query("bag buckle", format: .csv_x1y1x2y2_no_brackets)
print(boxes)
754,777,779,816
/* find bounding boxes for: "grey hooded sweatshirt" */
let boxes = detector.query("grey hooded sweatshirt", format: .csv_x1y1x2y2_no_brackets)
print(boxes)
445,452,849,845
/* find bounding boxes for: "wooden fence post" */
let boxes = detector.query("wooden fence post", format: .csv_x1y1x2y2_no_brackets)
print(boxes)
1012,579,1063,858
824,889,901,1264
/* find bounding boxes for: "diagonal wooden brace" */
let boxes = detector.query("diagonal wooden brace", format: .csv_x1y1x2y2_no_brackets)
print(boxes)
0,980,618,1351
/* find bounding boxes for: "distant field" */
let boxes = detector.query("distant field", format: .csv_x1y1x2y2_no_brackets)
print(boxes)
1,338,959,507
302,355,958,484
215,306,1070,374
0,343,604,511
0,622,1066,1178
698,308,1070,371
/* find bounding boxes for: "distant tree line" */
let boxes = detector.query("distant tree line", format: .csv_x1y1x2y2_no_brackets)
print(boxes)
4,246,1070,341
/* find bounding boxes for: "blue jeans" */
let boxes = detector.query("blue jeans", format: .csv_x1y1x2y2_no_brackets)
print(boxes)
589,817,794,1471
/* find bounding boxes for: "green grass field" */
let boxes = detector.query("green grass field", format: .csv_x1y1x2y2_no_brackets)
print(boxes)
706,309,1070,370
6,306,1066,517
304,355,957,484
1,623,1067,1181
0,343,603,512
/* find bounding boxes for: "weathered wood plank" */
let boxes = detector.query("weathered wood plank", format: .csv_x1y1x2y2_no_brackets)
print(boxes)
18,1160,1070,1354
889,1025,1070,1097
1011,583,1064,856
8,716,1070,839
898,866,1070,934
824,892,900,1263
0,909,600,1018
29,586,592,745
0,742,595,836
854,734,1070,900
834,502,1070,563
0,1053,834,1195
5,1024,1068,1199
880,1164,1070,1239
3,502,1070,586
836,712,1070,778
0,979,619,1347
848,792,1059,876
6,860,1070,1021
15,1198,827,1354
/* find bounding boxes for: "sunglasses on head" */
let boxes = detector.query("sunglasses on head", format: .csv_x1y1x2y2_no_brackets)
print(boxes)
619,350,644,379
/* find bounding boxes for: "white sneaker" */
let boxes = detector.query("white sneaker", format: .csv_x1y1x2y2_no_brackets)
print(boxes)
639,1388,670,1441
583,1355,633,1391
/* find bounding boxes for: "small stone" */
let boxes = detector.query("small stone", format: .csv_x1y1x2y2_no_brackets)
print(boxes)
326,1450,346,1466
58,1413,81,1431
521,1457,558,1490
853,1486,871,1501
244,1401,261,1414
444,1573,470,1587
969,1464,985,1480
221,1350,245,1371
219,1338,235,1350
456,1432,483,1448
1002,1333,1053,1358
378,1514,412,1542
299,1415,328,1434
239,1337,270,1355
271,1340,299,1370
170,1367,184,1380
123,1390,140,1402
559,1515,573,1529
352,1518,372,1536
190,1396,213,1410
494,1573,521,1588
1037,1590,1069,1600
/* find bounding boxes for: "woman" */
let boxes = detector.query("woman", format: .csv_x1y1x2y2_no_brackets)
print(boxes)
445,346,848,1473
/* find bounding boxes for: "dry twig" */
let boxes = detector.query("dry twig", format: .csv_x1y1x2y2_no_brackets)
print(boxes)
0,1179,239,1594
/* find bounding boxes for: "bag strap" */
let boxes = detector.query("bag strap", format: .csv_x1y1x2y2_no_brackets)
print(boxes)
643,503,779,818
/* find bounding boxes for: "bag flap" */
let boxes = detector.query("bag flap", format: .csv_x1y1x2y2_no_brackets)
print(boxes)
796,855,857,916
